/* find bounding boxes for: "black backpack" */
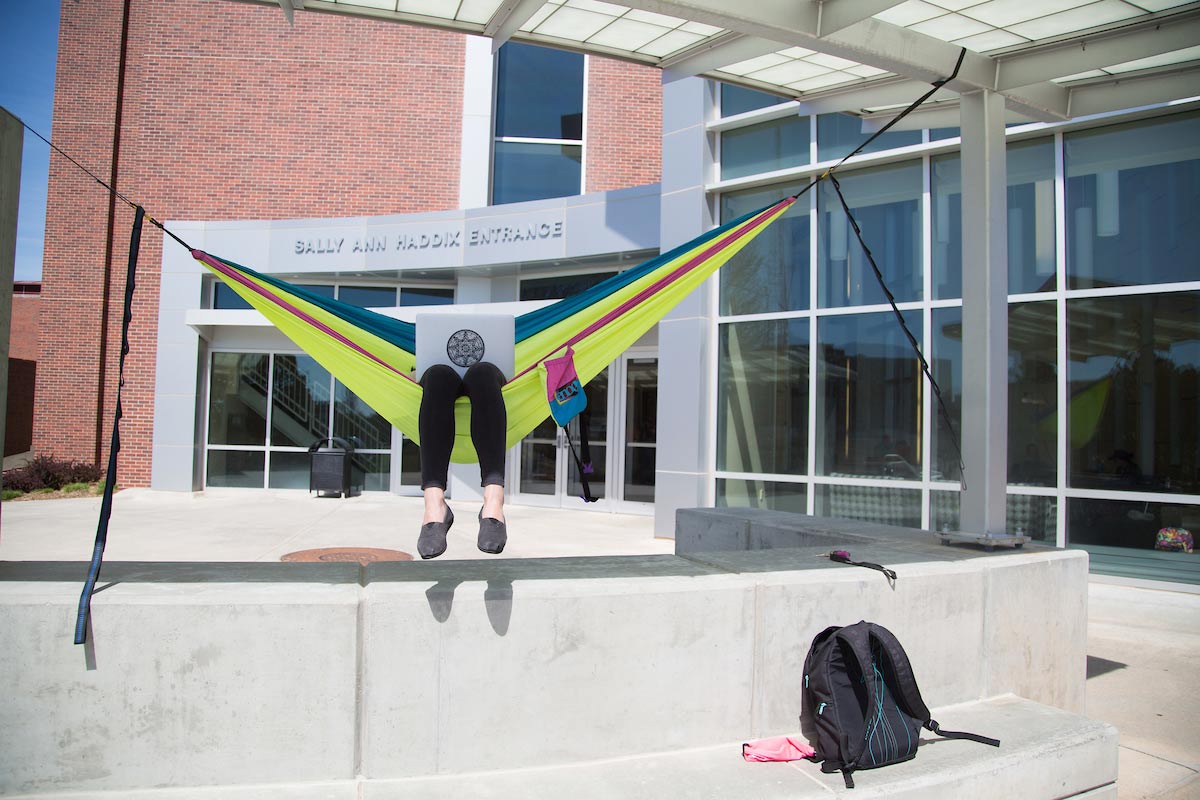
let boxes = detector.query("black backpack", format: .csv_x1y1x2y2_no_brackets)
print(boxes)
802,620,1000,788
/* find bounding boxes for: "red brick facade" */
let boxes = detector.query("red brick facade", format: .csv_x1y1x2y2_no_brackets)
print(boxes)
585,57,662,193
38,0,663,487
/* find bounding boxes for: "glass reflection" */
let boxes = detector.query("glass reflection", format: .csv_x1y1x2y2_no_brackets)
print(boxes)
1066,112,1200,290
717,479,807,513
495,43,583,140
816,312,922,478
1069,498,1200,578
819,160,922,308
721,116,809,181
271,355,330,448
493,141,582,205
334,380,391,451
721,83,787,117
207,450,264,488
719,181,810,315
930,490,1058,543
816,484,921,528
932,138,1056,299
208,352,268,445
1067,292,1200,495
817,114,920,162
624,358,657,503
717,319,808,475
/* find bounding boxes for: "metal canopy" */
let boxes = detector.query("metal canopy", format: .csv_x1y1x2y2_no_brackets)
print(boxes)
253,0,1200,122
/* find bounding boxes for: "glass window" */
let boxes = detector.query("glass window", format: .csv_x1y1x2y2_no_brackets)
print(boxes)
931,307,964,483
296,284,336,299
495,42,584,140
208,352,268,445
817,113,921,162
268,451,312,490
334,380,391,451
819,159,922,308
401,438,421,488
721,83,787,117
1067,292,1200,495
932,138,1056,299
1009,301,1057,487
400,287,454,307
716,479,807,513
520,272,617,301
207,450,264,489
816,484,921,528
338,286,396,308
494,42,584,204
930,490,1058,543
493,141,583,205
721,116,810,181
352,453,391,493
717,319,809,476
719,181,810,315
929,127,959,142
1069,498,1200,581
1065,112,1200,290
816,311,923,479
213,283,252,310
271,355,331,448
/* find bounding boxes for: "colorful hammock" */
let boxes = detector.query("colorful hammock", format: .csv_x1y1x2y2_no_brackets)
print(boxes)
194,195,797,463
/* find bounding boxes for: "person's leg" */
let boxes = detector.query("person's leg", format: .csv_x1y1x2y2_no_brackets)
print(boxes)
419,364,462,526
463,362,508,553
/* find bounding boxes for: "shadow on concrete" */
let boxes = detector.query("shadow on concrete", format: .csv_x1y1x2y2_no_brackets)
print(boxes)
1086,655,1127,679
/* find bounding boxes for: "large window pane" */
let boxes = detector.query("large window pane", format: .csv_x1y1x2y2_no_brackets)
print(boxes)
268,451,311,490
1069,499,1200,585
493,141,582,205
932,138,1056,299
721,116,809,181
816,484,921,528
819,160,922,308
719,181,810,315
271,355,330,448
721,83,787,117
1067,292,1200,495
1009,301,1057,487
931,490,1058,542
495,43,583,140
716,479,807,513
207,450,264,488
334,381,391,451
338,286,396,308
817,312,923,478
717,319,808,475
213,283,252,310
520,272,617,301
817,113,921,162
930,307,963,482
208,352,268,445
400,287,454,307
1066,112,1200,290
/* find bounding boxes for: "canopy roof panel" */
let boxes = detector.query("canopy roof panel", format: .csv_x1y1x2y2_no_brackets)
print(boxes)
259,0,1200,121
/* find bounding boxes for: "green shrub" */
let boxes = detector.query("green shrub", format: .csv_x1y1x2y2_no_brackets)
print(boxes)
2,455,104,493
1,489,23,501
61,482,91,493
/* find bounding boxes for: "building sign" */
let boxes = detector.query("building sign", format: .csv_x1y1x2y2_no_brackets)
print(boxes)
273,208,566,272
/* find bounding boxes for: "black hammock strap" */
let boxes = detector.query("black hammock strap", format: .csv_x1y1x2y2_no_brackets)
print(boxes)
928,720,1001,748
74,205,144,645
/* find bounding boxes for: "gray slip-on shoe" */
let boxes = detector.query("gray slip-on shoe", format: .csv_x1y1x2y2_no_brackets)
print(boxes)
417,504,454,559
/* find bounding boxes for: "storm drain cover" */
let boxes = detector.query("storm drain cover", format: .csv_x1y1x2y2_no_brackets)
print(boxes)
281,547,413,564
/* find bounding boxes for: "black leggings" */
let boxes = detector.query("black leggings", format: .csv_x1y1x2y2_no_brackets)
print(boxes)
419,362,507,491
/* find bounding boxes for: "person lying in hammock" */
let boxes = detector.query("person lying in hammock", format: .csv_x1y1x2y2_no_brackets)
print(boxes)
417,362,508,559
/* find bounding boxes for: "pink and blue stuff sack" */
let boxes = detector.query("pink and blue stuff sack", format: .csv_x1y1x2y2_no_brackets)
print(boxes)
1155,528,1194,553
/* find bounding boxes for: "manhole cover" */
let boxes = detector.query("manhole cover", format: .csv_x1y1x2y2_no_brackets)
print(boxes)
281,547,413,565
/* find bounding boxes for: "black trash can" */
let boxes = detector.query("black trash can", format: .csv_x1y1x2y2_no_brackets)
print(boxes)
308,437,364,498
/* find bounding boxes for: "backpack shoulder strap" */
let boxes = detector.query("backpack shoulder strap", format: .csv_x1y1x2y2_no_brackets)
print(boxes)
864,623,931,723
866,624,1001,749
832,622,879,772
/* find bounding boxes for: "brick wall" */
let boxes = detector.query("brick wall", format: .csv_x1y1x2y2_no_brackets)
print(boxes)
9,290,39,361
38,0,466,485
585,56,662,193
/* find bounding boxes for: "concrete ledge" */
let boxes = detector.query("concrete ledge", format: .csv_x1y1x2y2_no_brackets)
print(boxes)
0,513,1094,795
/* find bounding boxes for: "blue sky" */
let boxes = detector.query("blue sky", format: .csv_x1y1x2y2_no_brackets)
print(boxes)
1,0,60,282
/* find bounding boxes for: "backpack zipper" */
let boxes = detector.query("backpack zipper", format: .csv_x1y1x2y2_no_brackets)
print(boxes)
818,702,828,715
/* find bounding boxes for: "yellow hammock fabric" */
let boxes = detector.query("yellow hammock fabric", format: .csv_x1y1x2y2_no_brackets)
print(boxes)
194,196,795,463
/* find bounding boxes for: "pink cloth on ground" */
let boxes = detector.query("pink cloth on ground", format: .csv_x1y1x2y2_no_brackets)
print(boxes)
741,736,816,762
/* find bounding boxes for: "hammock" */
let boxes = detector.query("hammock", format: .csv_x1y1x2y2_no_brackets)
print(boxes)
194,195,797,462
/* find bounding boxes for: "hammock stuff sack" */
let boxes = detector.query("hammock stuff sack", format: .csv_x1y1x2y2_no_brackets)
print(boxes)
541,345,595,502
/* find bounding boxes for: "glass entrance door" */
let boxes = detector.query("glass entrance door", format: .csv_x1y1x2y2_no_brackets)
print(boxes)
511,352,658,512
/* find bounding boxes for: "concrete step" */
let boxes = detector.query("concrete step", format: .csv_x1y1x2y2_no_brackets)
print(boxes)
363,695,1117,799
7,695,1115,800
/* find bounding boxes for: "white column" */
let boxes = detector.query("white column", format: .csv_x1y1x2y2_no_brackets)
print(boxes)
653,76,716,537
959,90,1008,536
459,36,496,210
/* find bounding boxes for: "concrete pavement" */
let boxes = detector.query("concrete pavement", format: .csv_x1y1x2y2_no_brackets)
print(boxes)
1,488,1196,799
